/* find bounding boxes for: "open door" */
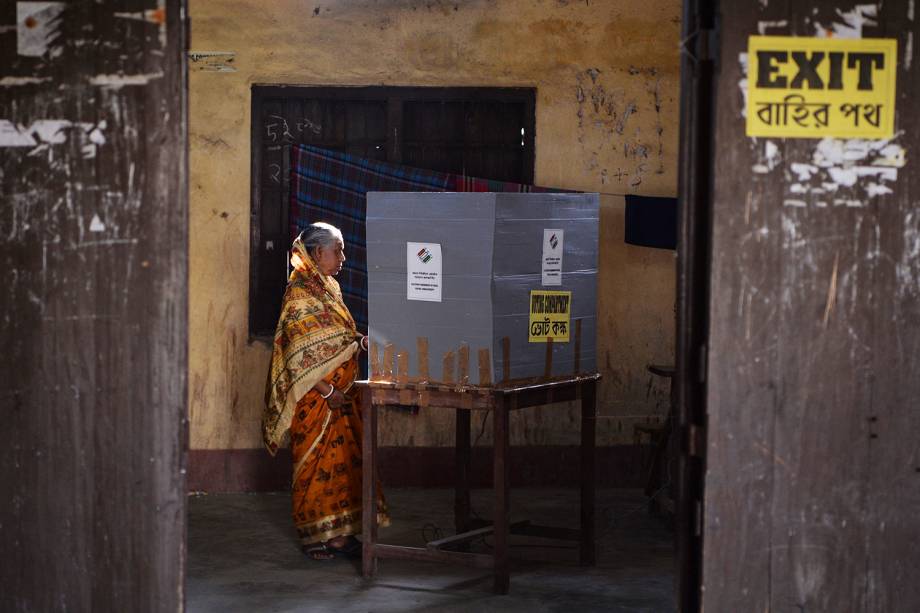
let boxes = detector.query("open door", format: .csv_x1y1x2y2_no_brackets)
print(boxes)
680,0,920,610
0,2,188,610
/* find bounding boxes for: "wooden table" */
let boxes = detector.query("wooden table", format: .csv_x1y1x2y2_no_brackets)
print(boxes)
357,374,601,594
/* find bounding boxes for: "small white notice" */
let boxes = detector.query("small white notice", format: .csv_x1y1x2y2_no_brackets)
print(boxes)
541,229,564,286
407,242,442,302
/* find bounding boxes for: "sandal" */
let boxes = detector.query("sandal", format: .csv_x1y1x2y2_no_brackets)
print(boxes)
303,543,338,561
327,535,362,559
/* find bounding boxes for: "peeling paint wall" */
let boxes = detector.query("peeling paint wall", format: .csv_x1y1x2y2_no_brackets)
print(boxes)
189,0,681,450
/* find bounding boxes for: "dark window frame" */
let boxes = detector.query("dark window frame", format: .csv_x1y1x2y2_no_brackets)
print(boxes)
249,85,536,341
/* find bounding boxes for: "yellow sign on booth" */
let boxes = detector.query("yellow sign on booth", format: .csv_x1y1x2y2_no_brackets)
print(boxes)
529,290,571,343
746,36,897,139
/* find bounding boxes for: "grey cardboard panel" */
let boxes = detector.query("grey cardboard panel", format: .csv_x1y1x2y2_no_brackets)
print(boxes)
366,191,598,385
492,272,599,316
494,192,601,220
492,193,599,279
367,191,496,221
366,192,496,384
492,276,598,381
367,226,494,274
493,221,599,276
369,322,495,382
492,314,597,380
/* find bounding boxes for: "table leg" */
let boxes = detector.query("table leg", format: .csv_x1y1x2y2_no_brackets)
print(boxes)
455,408,472,536
362,387,378,578
493,397,511,594
580,381,597,566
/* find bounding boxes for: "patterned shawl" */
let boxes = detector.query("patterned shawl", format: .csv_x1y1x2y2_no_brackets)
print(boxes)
262,236,359,454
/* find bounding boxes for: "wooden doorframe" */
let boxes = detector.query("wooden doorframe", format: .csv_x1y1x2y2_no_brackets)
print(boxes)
0,1,189,609
675,0,718,610
679,1,920,610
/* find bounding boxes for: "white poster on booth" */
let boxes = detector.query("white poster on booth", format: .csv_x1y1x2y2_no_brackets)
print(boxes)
407,242,442,302
541,229,564,286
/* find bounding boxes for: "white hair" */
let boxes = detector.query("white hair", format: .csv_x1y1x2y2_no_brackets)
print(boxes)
300,222,343,255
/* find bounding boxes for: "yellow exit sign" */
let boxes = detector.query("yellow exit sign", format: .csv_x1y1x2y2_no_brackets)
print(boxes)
747,36,897,139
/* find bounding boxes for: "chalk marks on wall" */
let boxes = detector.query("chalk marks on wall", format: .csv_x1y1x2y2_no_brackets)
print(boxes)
574,66,666,190
265,115,294,143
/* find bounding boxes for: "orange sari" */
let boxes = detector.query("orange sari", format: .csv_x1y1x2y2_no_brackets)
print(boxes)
290,354,389,544
263,236,389,545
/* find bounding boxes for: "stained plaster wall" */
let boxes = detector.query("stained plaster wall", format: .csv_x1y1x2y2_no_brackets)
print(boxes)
189,0,681,451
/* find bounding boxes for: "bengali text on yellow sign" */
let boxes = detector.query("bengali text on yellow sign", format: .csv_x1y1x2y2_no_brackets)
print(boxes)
747,36,897,139
528,290,571,343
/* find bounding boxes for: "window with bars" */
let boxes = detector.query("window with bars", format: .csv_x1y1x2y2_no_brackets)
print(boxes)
249,86,536,339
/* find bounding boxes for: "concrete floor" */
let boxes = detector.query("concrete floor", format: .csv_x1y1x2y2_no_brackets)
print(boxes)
187,488,676,612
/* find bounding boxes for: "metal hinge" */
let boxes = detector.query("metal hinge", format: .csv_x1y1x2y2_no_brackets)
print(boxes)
682,27,719,64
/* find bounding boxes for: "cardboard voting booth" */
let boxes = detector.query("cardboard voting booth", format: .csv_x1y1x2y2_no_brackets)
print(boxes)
366,192,599,386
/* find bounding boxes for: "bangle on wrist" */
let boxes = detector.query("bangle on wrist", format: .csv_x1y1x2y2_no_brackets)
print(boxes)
360,336,369,351
320,385,335,399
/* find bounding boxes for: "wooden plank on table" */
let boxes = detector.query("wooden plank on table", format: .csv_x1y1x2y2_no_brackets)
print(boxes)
370,341,381,379
458,343,470,385
397,350,409,384
382,344,395,381
397,350,410,404
417,337,430,382
478,348,492,386
442,350,455,384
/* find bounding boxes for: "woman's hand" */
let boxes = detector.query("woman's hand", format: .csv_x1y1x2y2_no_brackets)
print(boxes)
356,334,369,353
327,389,352,415
326,388,346,408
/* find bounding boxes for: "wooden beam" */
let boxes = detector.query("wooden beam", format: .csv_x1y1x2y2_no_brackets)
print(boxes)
373,544,494,570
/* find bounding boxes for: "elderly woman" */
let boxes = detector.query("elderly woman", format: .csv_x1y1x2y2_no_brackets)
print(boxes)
263,222,389,561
